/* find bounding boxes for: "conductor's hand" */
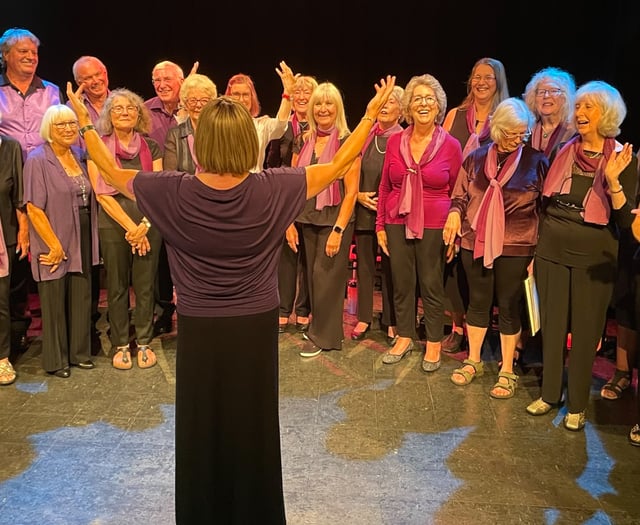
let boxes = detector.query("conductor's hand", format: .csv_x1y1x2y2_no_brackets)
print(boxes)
66,82,91,127
362,75,397,121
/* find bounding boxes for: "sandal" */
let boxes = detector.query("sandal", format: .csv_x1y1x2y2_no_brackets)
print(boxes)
490,371,518,399
112,346,133,370
600,369,631,400
629,424,640,447
137,345,157,369
450,358,484,386
0,358,17,385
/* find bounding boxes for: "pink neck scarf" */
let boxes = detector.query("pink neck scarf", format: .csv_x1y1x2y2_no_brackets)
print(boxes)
298,127,342,210
462,105,491,158
396,125,446,239
103,132,153,171
542,136,615,225
471,144,523,268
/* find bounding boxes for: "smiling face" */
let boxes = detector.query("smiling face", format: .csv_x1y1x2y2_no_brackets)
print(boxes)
75,59,109,100
534,81,566,119
470,63,497,105
151,65,183,105
292,81,314,120
229,82,253,112
409,85,438,128
50,118,79,149
184,88,212,123
312,95,337,130
574,95,603,139
109,95,140,132
3,37,38,79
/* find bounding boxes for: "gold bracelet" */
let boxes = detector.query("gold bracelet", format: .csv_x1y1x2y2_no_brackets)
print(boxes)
361,116,374,122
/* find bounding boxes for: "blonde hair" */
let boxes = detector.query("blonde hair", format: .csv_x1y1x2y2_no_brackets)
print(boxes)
307,82,350,138
39,104,78,143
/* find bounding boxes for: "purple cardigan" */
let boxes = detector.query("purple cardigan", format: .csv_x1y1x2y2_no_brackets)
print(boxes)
23,143,100,282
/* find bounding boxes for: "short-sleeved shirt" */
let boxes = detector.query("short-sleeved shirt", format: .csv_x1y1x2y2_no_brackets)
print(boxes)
134,167,307,317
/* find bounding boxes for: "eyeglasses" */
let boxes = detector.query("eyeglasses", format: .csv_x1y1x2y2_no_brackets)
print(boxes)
411,95,437,106
230,92,252,100
471,75,496,83
152,77,177,86
111,105,138,114
51,121,78,130
185,97,211,108
501,129,531,141
535,88,563,98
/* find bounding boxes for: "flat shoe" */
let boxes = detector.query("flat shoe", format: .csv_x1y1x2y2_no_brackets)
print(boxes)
628,424,640,447
382,340,414,364
113,346,133,370
73,360,95,370
450,358,484,386
351,324,370,340
0,359,17,386
137,345,157,369
563,411,586,431
421,358,441,373
299,341,323,358
49,367,70,379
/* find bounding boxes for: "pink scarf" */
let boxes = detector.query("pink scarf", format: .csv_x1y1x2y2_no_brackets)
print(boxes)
462,105,491,158
395,125,446,239
298,127,341,210
186,133,203,174
542,136,614,225
471,144,523,268
531,121,571,158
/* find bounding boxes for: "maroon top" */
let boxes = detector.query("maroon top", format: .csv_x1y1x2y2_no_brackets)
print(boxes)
134,167,307,316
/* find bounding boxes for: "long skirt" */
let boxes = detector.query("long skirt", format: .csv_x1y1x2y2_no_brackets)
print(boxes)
175,307,286,525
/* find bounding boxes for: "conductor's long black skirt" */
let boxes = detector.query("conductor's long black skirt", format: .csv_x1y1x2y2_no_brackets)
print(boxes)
174,307,286,525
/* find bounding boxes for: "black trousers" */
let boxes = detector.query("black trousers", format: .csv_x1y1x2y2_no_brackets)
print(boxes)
175,308,286,525
278,223,310,319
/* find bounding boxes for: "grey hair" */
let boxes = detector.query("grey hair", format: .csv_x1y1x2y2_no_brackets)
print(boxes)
575,80,627,138
522,66,576,124
489,98,534,143
39,105,78,143
402,74,447,125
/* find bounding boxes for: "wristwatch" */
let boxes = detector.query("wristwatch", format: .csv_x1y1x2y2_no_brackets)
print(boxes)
332,225,344,234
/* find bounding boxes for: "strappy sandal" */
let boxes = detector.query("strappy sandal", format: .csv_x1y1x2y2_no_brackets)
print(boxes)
490,371,518,399
450,358,484,386
0,358,17,385
112,346,133,370
600,369,631,400
137,345,157,369
629,424,640,447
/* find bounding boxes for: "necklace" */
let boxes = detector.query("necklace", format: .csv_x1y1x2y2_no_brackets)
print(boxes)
374,135,385,154
71,175,88,206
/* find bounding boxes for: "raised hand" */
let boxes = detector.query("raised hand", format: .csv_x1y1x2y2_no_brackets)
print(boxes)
66,82,91,126
364,75,396,120
275,61,298,96
604,142,634,187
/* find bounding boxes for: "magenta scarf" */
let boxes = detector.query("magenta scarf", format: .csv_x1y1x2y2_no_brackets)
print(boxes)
462,105,491,158
471,144,523,268
394,125,446,239
102,132,153,171
531,121,571,157
298,127,341,210
361,122,403,156
542,136,615,225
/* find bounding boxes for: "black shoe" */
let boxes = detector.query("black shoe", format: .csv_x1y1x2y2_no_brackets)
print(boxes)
153,316,173,337
11,334,30,353
73,360,95,370
49,367,70,379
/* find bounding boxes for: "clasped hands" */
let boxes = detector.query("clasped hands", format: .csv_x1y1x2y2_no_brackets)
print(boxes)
125,223,151,256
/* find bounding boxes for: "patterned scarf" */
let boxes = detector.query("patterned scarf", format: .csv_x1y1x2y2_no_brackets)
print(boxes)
394,125,446,239
471,144,523,268
542,135,615,225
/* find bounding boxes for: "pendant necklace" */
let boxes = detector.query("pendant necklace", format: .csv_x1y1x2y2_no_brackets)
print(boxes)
374,135,385,154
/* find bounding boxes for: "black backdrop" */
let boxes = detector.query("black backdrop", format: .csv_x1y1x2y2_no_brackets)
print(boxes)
4,1,640,146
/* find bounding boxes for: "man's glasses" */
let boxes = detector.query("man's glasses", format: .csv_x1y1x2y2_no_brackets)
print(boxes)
111,105,138,114
52,121,78,130
411,95,437,106
185,98,211,108
152,77,176,86
535,88,563,98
